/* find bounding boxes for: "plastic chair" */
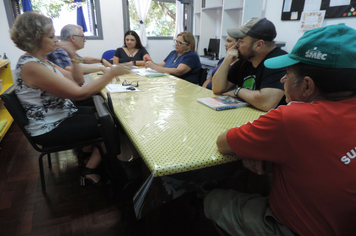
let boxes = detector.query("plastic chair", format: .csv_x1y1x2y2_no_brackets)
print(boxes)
101,50,116,62
0,85,103,191
199,67,208,86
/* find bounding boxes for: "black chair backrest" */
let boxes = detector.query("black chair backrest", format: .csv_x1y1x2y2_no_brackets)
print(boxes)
0,85,46,152
93,95,121,156
199,67,208,86
1,85,28,127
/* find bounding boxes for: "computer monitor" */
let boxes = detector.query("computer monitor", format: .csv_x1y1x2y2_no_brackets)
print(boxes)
208,38,220,57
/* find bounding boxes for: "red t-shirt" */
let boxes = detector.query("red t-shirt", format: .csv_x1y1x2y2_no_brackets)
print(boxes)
226,98,356,236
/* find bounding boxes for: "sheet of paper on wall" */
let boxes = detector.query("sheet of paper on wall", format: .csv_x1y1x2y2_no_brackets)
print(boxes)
299,11,325,31
283,0,292,12
105,84,140,93
304,0,322,11
329,0,351,7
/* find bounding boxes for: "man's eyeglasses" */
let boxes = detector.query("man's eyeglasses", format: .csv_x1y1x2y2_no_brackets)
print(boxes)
174,40,188,46
72,35,86,40
122,79,139,87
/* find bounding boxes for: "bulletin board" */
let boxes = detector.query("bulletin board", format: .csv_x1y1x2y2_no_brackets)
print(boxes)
282,0,356,20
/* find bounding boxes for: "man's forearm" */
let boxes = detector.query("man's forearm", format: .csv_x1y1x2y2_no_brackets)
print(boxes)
212,61,233,94
66,65,107,76
236,88,285,112
82,57,101,64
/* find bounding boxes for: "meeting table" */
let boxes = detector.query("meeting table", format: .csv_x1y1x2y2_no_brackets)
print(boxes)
90,69,265,219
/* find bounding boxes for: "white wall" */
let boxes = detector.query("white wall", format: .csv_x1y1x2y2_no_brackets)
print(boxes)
0,0,173,66
264,0,356,53
3,0,355,67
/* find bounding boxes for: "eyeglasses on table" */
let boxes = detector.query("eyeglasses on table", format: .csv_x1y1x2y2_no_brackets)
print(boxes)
122,79,139,87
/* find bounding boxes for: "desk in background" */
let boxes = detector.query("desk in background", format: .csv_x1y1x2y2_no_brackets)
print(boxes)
199,56,218,81
91,71,265,218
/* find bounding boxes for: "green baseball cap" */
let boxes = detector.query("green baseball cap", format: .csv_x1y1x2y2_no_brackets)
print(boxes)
265,23,356,69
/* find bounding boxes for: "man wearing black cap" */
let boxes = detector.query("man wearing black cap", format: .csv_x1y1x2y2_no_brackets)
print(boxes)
212,17,287,111
204,23,356,236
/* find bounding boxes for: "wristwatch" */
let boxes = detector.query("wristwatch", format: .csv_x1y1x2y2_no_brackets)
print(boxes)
133,61,136,66
234,87,242,97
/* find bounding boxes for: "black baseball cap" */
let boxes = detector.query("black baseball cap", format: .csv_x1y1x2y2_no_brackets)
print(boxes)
227,17,277,41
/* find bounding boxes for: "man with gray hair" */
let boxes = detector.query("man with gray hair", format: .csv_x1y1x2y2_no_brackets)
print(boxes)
47,24,110,85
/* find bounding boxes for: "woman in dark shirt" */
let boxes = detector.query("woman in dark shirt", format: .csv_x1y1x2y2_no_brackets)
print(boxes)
145,31,201,84
113,30,151,66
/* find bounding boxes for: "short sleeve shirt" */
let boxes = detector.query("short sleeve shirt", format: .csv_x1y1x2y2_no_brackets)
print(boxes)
46,48,82,69
114,47,149,63
163,50,201,84
227,47,287,106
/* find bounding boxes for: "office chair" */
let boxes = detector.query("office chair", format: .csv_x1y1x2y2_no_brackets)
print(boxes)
0,85,103,192
199,67,208,86
101,50,116,64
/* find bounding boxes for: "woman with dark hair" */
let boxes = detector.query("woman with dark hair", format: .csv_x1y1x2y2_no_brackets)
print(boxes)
10,12,130,187
145,31,201,84
113,30,151,66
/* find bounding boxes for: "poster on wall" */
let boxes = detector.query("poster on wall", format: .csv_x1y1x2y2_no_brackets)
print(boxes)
282,0,356,20
282,0,305,20
320,0,356,18
299,11,326,31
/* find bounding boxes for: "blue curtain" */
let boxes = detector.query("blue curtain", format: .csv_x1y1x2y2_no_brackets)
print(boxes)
22,0,33,12
75,0,87,32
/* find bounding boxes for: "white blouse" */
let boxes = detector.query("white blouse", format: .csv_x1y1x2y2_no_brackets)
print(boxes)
15,54,78,137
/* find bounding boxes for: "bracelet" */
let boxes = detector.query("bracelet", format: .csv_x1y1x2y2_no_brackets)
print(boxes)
133,61,136,66
100,58,103,64
71,57,83,64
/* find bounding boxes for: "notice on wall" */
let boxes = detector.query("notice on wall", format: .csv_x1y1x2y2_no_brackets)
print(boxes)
299,11,325,31
304,0,322,11
330,0,351,7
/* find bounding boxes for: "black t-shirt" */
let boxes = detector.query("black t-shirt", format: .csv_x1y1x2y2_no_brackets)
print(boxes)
227,47,287,106
114,47,149,63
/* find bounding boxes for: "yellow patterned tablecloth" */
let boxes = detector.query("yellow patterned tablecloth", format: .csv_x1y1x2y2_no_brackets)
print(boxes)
91,71,265,177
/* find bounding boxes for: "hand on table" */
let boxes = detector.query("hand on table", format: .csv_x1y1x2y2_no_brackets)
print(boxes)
222,89,237,98
101,58,112,67
145,60,156,69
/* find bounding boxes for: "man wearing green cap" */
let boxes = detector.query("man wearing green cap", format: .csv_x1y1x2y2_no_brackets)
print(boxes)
212,17,287,111
204,24,356,236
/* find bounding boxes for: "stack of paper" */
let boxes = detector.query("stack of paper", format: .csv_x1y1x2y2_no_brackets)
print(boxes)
106,84,140,93
131,68,167,77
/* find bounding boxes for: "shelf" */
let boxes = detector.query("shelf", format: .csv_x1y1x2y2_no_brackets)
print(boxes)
224,7,243,11
0,59,10,67
0,107,14,142
202,6,223,11
0,59,14,142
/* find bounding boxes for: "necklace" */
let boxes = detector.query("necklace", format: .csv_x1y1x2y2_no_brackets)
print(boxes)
173,54,181,62
127,48,137,57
